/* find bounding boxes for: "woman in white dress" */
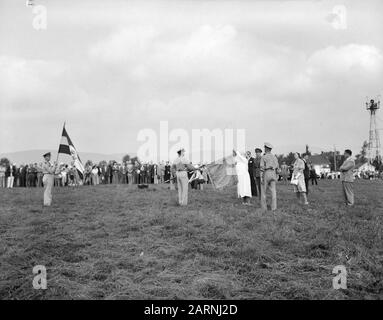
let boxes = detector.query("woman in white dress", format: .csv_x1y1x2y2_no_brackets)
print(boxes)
291,152,309,205
233,150,252,205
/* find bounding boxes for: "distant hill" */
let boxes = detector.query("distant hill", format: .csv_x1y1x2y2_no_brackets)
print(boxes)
0,150,129,165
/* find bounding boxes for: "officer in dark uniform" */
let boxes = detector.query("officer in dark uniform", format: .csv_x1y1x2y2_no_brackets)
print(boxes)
253,148,263,199
246,151,257,197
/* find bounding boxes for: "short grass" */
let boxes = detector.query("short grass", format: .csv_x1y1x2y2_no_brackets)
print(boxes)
0,180,382,299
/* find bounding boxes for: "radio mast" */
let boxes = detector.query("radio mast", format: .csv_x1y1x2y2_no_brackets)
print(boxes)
365,96,381,164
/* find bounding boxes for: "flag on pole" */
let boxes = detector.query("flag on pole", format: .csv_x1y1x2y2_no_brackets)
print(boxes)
58,124,84,179
205,155,238,189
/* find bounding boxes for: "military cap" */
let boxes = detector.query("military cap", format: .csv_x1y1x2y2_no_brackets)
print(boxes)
255,148,262,153
43,152,51,158
264,142,273,149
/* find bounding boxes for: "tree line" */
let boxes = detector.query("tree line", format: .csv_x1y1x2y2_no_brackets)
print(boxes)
1,141,382,172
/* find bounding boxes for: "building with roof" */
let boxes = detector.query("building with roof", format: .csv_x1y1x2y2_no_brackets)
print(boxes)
309,154,331,176
354,162,376,173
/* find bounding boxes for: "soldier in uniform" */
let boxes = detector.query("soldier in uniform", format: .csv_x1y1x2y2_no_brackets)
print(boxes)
42,152,58,206
246,151,257,197
172,148,195,206
260,143,280,211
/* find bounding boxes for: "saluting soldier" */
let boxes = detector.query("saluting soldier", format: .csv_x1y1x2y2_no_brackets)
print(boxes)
42,152,58,206
172,148,195,206
260,143,279,211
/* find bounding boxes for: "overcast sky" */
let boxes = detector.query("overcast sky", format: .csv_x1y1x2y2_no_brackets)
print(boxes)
1,0,382,160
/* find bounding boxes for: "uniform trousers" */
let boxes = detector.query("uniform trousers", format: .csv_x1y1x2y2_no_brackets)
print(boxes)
254,176,262,200
43,174,54,206
176,171,189,205
261,170,277,211
342,181,354,206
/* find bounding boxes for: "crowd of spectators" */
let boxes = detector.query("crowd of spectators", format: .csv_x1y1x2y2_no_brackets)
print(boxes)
0,160,210,189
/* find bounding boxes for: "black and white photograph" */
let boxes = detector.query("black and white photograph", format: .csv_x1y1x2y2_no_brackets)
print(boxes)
0,0,382,308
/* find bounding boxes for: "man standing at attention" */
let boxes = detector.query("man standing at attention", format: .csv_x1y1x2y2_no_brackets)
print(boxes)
339,149,355,207
172,148,195,206
42,152,57,206
260,143,279,211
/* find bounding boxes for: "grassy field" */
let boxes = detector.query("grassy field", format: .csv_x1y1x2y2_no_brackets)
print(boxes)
0,180,382,300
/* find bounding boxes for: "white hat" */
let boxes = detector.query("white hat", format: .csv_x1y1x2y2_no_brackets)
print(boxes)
264,142,273,149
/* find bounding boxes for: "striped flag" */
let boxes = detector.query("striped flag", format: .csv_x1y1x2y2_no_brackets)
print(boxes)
205,155,238,189
58,124,84,179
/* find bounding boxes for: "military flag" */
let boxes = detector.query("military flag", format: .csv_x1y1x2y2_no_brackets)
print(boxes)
58,124,84,179
205,155,238,189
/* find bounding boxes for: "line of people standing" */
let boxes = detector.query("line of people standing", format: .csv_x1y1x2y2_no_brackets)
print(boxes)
0,163,46,188
0,160,175,188
82,160,174,186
